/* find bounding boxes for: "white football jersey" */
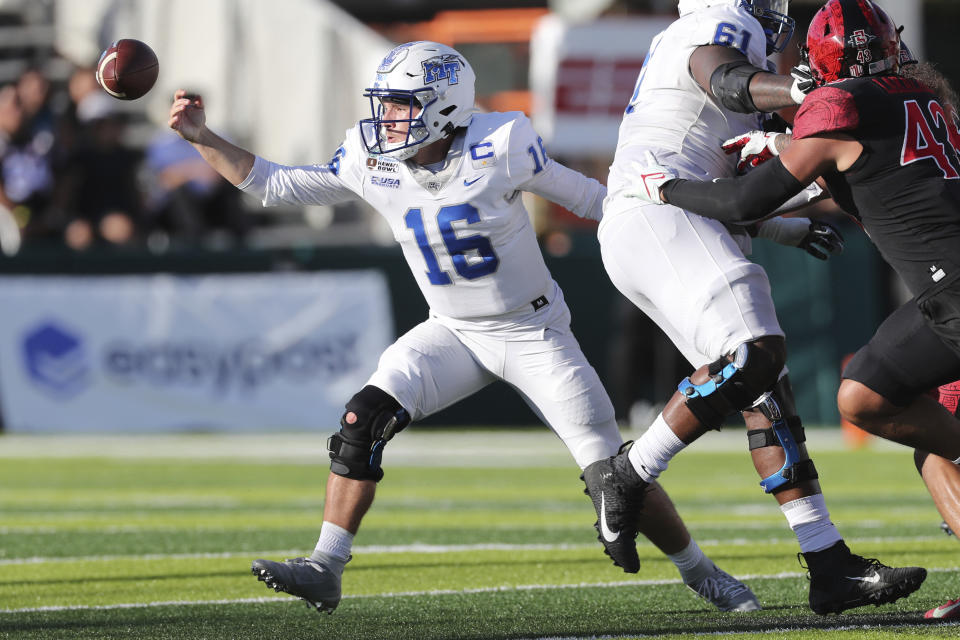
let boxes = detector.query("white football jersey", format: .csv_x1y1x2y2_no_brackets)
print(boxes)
607,4,768,201
239,111,603,319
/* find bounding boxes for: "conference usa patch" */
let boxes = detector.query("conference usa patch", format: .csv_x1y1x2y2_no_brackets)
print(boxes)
370,176,400,189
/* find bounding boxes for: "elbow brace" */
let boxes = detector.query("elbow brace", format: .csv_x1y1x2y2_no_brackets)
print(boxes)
660,157,806,224
709,61,763,113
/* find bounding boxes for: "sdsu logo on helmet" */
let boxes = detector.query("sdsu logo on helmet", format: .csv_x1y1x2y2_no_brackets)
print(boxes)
804,0,900,87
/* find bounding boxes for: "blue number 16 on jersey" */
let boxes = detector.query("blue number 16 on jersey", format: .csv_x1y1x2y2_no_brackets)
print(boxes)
404,203,500,285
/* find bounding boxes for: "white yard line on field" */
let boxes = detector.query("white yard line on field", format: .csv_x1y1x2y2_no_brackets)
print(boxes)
0,429,905,464
0,535,950,565
1,568,957,615
523,621,960,640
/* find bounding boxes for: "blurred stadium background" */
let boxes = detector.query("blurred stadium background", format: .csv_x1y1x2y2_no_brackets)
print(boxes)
0,0,956,436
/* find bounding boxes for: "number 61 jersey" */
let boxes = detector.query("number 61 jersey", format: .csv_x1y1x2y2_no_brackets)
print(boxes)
609,3,768,200
239,111,604,319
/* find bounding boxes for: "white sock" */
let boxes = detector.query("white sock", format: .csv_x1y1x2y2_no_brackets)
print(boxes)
627,413,686,483
310,521,353,573
780,494,842,553
668,539,715,584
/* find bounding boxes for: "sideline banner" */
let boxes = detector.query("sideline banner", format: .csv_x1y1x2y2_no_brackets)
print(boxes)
0,272,393,432
529,15,674,155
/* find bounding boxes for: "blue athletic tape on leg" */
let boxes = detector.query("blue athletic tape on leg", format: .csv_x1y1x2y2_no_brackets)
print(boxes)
756,394,802,492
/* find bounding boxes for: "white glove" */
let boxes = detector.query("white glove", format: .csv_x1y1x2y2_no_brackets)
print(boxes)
790,63,816,104
623,151,678,205
722,130,783,173
757,217,845,260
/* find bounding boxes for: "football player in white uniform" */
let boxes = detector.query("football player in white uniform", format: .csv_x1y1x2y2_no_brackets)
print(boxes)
168,41,760,615
586,0,925,615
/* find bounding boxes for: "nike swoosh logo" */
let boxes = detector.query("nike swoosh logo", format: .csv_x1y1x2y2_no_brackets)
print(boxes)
463,176,484,186
930,600,960,618
845,573,881,583
599,492,620,542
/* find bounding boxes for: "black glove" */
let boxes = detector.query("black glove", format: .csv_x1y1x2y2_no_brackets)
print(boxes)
799,221,844,260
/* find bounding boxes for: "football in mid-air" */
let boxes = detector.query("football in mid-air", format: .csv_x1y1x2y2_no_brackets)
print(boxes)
95,39,159,100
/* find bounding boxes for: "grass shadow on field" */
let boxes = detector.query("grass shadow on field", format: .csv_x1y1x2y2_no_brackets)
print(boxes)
1,587,955,640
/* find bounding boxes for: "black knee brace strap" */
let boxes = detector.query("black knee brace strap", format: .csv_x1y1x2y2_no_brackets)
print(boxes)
747,416,806,449
327,385,410,482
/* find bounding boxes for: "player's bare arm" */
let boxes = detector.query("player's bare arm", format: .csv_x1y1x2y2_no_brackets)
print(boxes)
690,45,798,113
168,89,255,186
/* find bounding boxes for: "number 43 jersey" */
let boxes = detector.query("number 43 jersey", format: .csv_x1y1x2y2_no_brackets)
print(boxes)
239,111,604,319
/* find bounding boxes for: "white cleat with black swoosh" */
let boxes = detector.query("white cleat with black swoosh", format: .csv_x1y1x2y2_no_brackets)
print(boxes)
580,441,649,573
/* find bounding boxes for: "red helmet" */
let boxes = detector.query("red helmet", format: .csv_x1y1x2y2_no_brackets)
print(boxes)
804,0,900,87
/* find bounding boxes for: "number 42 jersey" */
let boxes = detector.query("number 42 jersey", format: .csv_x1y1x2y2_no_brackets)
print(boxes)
792,76,960,297
239,111,603,319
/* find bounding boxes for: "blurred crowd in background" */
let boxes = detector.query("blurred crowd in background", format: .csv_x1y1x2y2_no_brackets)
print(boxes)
0,63,248,253
0,0,948,258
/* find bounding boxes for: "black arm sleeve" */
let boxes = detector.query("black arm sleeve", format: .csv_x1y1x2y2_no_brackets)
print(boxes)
709,61,761,114
659,157,806,224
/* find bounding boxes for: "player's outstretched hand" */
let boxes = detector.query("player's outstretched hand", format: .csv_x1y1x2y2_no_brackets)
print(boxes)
624,152,678,205
168,89,206,143
757,217,844,260
722,130,782,174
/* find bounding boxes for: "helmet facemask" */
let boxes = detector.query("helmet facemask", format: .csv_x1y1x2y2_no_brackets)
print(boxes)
361,89,434,161
743,0,795,54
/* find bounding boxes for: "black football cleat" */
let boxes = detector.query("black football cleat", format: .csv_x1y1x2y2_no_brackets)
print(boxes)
251,556,344,614
801,541,926,615
580,442,649,573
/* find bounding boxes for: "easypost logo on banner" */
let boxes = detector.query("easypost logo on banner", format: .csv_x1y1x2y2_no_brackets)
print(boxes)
0,272,393,432
101,333,361,394
22,321,91,397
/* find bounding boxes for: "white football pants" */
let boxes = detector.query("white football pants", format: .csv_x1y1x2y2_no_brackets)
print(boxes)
599,198,784,369
367,301,621,469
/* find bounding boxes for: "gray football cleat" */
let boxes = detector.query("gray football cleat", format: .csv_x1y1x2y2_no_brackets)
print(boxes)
580,442,649,573
251,556,344,614
686,564,762,612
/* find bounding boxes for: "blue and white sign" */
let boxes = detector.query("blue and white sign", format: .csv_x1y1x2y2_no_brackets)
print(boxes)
0,272,393,432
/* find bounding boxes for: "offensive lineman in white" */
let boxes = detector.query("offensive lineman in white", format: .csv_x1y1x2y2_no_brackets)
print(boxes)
584,0,926,615
168,41,760,615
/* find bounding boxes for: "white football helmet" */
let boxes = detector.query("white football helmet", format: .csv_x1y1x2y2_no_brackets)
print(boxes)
677,0,794,54
360,41,477,160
